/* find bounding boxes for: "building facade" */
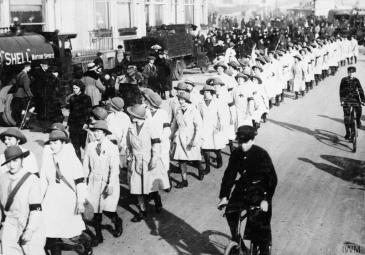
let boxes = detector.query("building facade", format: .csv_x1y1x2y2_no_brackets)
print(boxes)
0,0,208,50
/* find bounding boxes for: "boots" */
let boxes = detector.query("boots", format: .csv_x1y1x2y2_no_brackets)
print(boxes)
92,213,103,246
203,150,211,174
275,95,280,106
305,83,309,93
131,209,147,222
280,92,284,102
301,90,305,97
175,179,188,188
344,124,350,140
261,113,267,123
197,161,205,181
45,238,62,255
295,92,298,100
176,163,188,188
310,81,313,90
152,192,163,213
216,150,222,169
70,232,93,255
111,213,123,237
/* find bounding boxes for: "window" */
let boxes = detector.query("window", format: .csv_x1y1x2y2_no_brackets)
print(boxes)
154,0,164,26
171,0,178,24
10,0,44,32
184,0,194,24
95,0,111,29
117,0,132,28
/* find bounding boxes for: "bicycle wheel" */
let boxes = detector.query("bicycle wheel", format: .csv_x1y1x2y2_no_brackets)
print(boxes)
224,241,240,255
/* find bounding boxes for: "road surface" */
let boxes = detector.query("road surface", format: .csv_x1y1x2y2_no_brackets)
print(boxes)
1,54,364,255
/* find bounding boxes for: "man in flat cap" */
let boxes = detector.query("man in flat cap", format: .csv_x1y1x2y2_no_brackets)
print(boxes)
218,125,277,255
339,66,365,141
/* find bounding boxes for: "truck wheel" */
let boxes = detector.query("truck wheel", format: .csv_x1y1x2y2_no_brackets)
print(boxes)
4,94,16,127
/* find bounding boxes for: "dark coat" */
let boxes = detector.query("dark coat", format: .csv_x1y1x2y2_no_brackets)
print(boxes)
339,76,365,104
67,93,92,129
42,73,64,123
155,58,172,91
219,145,277,243
142,63,160,91
14,71,33,98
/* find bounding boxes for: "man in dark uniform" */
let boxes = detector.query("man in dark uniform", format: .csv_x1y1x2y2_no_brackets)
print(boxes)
218,125,277,255
11,62,33,126
339,66,365,141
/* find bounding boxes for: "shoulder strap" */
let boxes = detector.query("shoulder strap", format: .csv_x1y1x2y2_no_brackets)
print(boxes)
52,157,75,193
4,172,32,212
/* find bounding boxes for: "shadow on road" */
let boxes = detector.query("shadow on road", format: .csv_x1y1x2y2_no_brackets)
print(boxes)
267,119,317,136
319,114,365,131
143,209,224,255
298,155,365,187
314,129,352,152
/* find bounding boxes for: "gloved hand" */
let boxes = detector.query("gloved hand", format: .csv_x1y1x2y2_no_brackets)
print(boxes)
260,200,269,212
217,197,228,210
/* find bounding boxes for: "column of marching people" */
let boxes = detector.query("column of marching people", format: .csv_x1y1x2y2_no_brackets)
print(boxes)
0,33,358,255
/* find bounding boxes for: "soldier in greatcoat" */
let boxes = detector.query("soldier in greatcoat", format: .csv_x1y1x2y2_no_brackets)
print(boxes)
83,121,122,244
218,126,277,255
0,146,45,255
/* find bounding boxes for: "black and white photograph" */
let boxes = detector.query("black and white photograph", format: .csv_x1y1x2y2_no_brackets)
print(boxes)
0,0,364,254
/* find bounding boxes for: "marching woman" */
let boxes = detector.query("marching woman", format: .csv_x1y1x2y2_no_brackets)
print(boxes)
106,97,131,170
170,91,205,188
231,73,255,128
251,75,270,124
41,130,92,255
141,90,171,191
198,85,227,175
126,104,169,222
83,121,123,244
0,146,45,255
291,55,306,99
208,77,235,153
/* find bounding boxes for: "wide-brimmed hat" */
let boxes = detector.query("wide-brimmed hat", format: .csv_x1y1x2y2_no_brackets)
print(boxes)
126,66,137,77
140,87,155,95
89,120,112,135
228,61,240,70
206,77,225,86
110,97,124,111
294,55,302,61
255,57,266,65
184,79,195,87
0,128,27,145
46,130,70,144
87,62,98,71
144,91,162,108
50,123,69,137
236,125,257,142
251,75,262,84
1,146,30,166
176,91,191,104
127,104,147,120
252,65,263,72
235,72,249,81
214,61,228,70
200,85,216,95
91,107,108,120
229,42,235,47
174,82,190,91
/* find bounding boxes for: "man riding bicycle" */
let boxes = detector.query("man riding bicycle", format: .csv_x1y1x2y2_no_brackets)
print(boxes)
339,66,365,142
218,125,278,255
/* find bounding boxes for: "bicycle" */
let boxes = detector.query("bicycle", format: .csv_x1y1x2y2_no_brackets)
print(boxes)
219,203,271,255
343,101,363,153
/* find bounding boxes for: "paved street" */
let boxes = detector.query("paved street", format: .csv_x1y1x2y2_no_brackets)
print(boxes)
1,54,365,255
